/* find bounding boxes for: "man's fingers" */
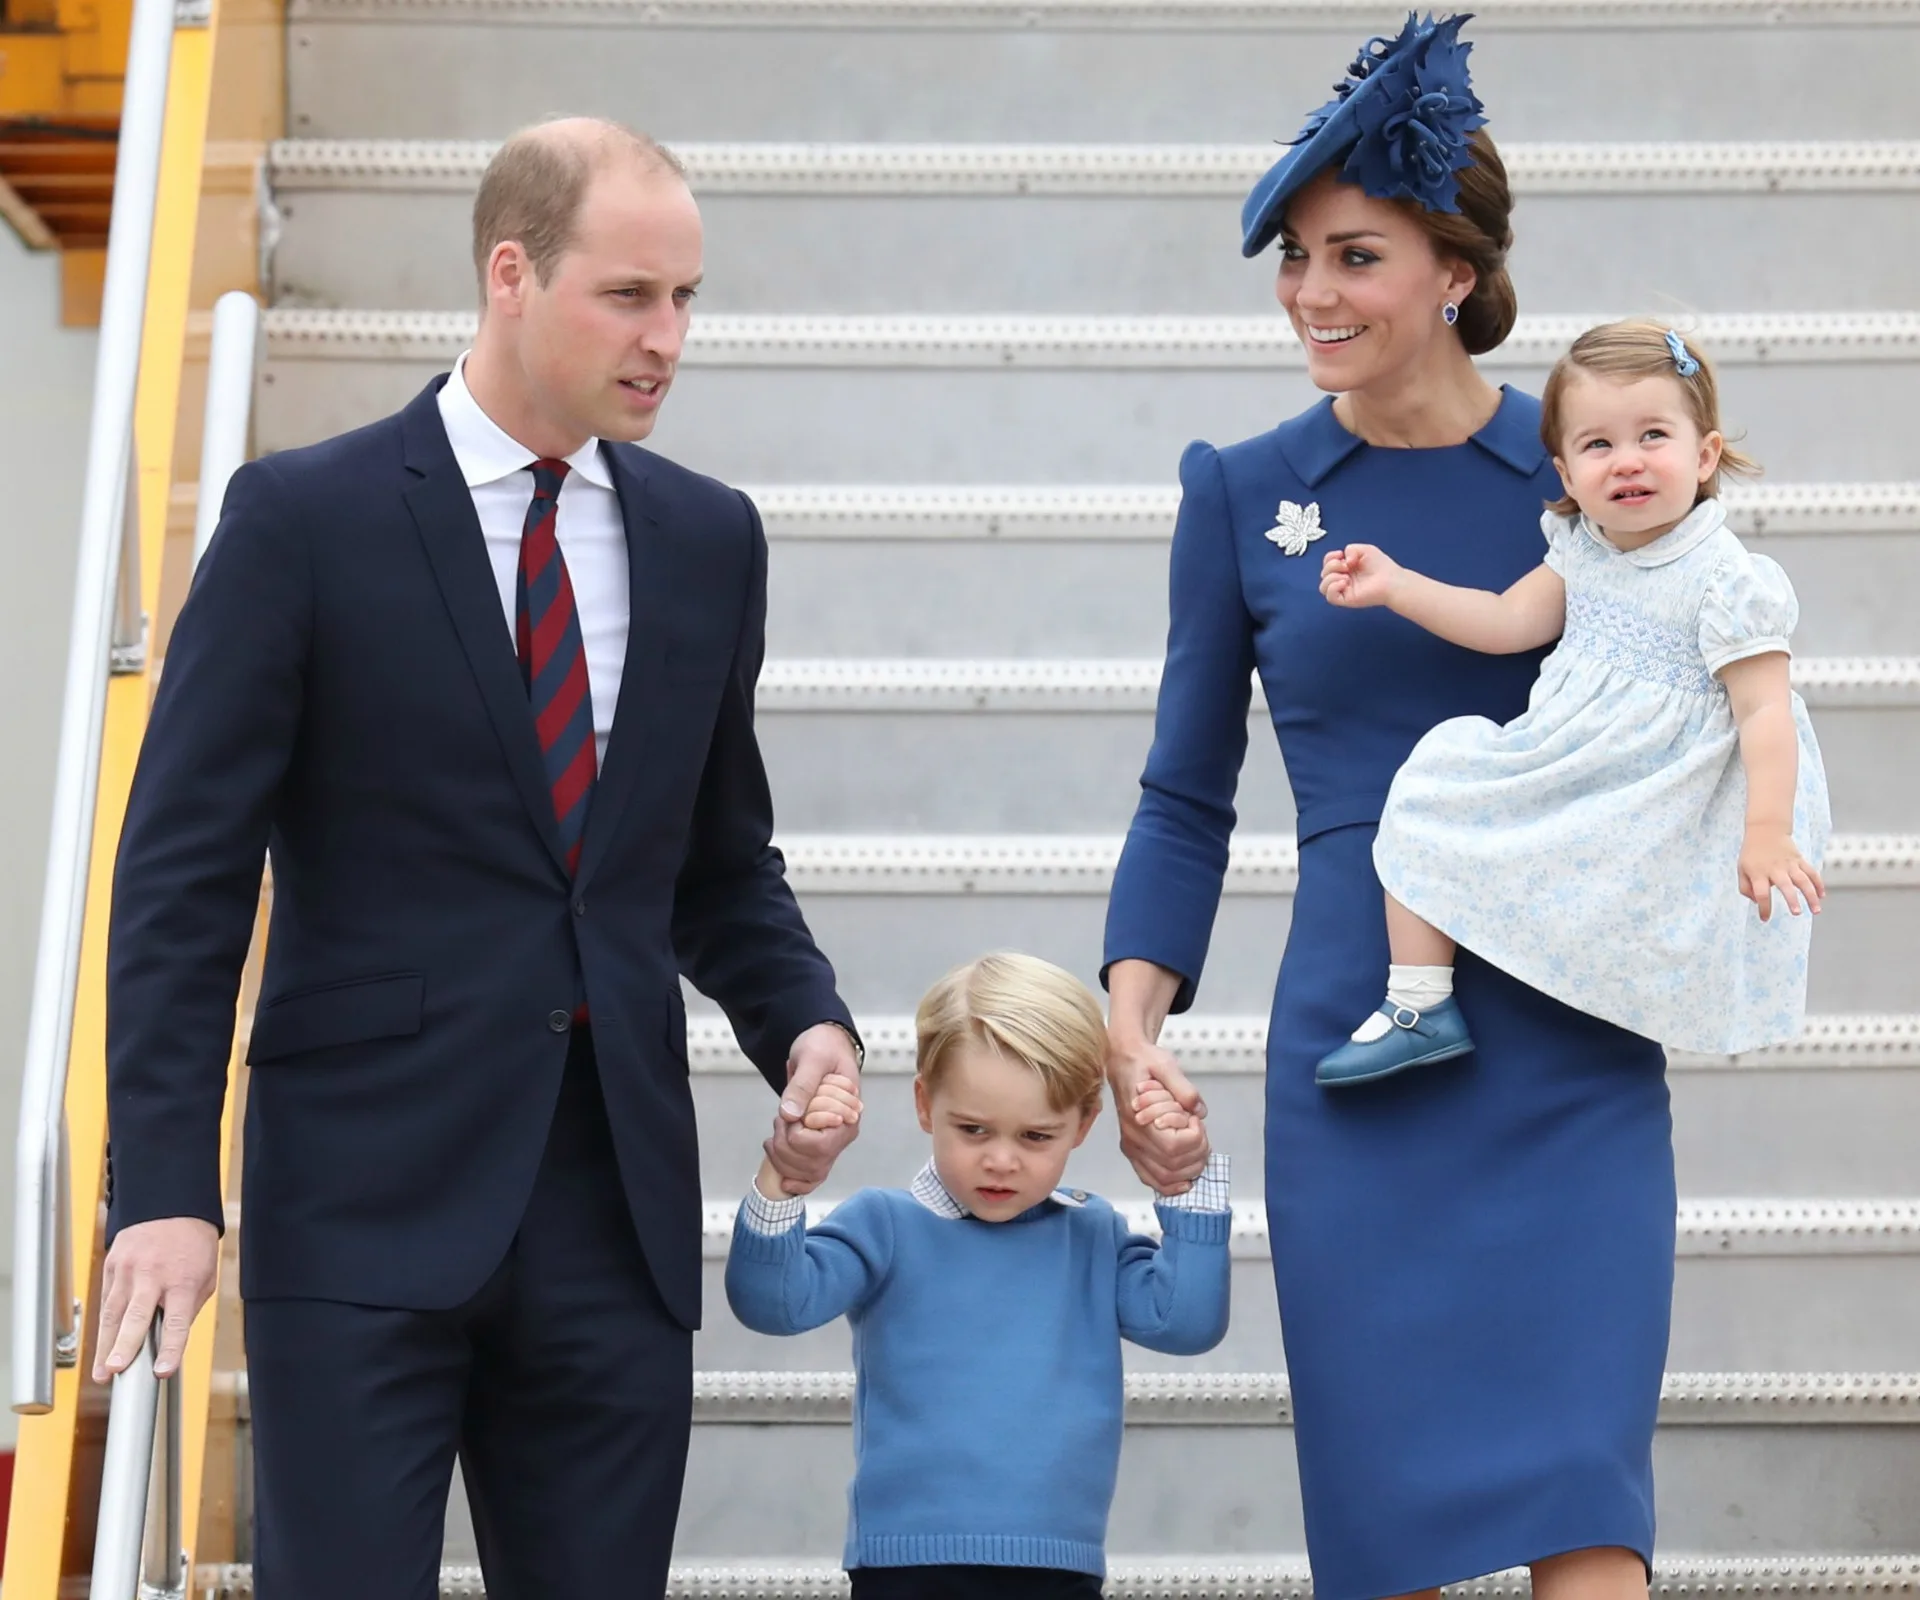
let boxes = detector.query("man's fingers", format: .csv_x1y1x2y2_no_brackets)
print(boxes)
152,1291,197,1379
101,1284,159,1379
92,1263,130,1383
781,1049,831,1120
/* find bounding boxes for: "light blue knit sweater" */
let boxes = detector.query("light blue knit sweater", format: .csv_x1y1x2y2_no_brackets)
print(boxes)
725,1186,1232,1576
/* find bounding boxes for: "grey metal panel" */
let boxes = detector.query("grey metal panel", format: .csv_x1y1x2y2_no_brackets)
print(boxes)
269,184,1920,315
761,531,1920,659
756,881,1918,1015
256,359,1920,484
284,20,1920,143
754,701,1913,833
688,1056,1920,1203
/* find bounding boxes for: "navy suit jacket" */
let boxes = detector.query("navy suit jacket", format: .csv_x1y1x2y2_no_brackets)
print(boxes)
105,378,853,1329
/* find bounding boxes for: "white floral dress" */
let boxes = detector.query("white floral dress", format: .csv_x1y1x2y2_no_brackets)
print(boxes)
1373,498,1831,1055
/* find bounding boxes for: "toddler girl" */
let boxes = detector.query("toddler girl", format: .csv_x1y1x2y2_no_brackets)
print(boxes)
1316,319,1831,1086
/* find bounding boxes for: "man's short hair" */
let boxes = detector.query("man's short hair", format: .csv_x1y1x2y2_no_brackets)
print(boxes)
471,118,685,298
915,953,1109,1116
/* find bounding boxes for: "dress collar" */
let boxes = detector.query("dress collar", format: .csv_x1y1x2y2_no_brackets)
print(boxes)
1276,386,1545,488
908,1161,1086,1220
438,350,615,492
1575,496,1727,567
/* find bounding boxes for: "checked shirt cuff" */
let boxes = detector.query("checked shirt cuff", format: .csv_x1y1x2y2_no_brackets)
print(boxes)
1158,1153,1231,1213
741,1184,807,1236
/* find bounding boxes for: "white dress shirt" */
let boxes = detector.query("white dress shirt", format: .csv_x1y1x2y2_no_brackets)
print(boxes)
436,352,629,770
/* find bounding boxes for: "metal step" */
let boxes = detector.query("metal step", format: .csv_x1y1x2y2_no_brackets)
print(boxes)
686,1205,1920,1373
266,139,1920,314
198,1555,1920,1599
745,657,1919,832
743,483,1920,659
282,0,1920,144
742,833,1920,1015
253,310,1920,482
685,1015,1920,1202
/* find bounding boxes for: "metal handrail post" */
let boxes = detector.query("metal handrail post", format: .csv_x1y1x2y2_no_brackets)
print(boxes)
139,1354,185,1600
53,1119,78,1369
11,0,181,1416
192,291,261,570
88,1329,161,1600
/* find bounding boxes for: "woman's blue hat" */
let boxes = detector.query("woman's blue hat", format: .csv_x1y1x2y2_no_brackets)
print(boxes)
1240,12,1488,259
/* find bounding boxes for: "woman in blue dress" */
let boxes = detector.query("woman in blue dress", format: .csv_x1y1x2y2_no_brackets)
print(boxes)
1102,17,1672,1600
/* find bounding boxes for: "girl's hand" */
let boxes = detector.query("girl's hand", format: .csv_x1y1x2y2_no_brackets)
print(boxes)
1320,543,1403,609
800,1072,863,1132
1739,831,1826,922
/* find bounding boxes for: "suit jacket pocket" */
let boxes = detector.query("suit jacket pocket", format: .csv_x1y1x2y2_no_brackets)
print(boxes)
247,972,424,1064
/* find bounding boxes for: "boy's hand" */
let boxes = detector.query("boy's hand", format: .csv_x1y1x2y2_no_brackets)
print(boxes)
1320,543,1402,610
1107,1033,1209,1194
766,1023,864,1195
800,1072,863,1131
1133,1077,1195,1134
1739,830,1825,922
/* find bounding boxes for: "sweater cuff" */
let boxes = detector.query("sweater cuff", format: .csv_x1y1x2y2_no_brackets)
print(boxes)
740,1185,807,1236
1158,1152,1231,1213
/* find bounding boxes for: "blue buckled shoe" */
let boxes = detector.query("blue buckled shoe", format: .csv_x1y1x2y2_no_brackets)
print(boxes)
1316,998,1474,1088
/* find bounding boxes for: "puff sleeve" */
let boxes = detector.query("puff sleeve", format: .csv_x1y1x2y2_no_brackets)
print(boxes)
1698,548,1799,677
1539,510,1582,578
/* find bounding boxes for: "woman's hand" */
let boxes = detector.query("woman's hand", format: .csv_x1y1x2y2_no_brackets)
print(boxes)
1107,1031,1211,1194
1320,543,1404,609
1739,830,1825,922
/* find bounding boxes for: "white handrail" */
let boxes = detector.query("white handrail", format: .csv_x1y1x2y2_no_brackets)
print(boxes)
192,293,261,567
10,0,182,1418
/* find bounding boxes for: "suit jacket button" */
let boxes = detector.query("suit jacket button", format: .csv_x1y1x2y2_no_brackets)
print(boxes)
547,1009,571,1033
573,899,586,917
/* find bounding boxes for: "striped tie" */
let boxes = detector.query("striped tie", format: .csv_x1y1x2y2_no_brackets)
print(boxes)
514,459,595,876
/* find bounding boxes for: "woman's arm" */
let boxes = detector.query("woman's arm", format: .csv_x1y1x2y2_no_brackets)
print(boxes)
1718,651,1825,920
1321,544,1565,655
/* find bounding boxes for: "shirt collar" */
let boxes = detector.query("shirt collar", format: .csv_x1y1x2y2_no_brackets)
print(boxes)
1576,496,1727,567
438,351,615,493
908,1161,1086,1220
1275,386,1545,488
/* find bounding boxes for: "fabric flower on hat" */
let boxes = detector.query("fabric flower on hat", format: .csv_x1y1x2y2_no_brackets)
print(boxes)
1303,13,1487,214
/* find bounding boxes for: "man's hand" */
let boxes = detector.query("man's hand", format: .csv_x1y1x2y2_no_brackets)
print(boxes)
92,1216,219,1383
1107,1032,1211,1194
763,1023,863,1197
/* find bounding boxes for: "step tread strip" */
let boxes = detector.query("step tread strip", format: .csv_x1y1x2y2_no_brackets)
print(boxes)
259,309,1920,366
749,655,1920,709
765,832,1920,891
269,137,1920,192
688,1013,1920,1072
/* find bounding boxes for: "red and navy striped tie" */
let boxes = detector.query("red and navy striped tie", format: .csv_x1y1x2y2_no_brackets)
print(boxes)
514,459,595,877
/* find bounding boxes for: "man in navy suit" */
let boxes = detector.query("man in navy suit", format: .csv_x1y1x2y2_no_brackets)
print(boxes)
95,118,863,1597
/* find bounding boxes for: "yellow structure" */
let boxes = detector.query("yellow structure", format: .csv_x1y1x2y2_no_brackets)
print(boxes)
1,0,279,1583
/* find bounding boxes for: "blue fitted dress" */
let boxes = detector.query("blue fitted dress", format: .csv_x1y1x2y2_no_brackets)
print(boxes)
1104,390,1674,1600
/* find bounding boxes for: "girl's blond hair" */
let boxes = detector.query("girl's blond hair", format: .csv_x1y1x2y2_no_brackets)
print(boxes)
1538,319,1761,516
915,953,1108,1116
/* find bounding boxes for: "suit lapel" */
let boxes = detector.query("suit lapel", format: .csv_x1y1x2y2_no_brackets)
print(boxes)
576,444,669,888
399,381,570,879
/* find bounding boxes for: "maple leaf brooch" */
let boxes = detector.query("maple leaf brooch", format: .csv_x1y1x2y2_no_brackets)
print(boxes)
1265,500,1327,557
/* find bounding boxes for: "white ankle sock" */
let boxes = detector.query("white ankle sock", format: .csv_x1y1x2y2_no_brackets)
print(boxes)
1350,965,1455,1043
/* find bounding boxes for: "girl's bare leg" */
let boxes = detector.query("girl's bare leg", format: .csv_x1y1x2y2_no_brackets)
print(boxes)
1386,892,1456,967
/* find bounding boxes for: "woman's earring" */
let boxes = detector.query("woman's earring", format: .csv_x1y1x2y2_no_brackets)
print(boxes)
1442,302,1461,327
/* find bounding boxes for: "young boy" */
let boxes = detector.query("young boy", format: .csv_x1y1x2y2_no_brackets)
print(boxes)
726,952,1231,1600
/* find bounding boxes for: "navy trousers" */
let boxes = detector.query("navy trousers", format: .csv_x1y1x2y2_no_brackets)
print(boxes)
246,1029,693,1600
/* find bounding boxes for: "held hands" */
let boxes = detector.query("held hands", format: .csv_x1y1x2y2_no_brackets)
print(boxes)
756,1072,861,1201
762,1024,864,1197
1739,829,1826,922
1106,1031,1211,1196
1320,544,1405,610
92,1216,220,1384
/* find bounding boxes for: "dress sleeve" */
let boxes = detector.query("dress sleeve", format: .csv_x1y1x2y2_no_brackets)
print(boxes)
1698,547,1799,677
1539,510,1580,578
1101,441,1257,1013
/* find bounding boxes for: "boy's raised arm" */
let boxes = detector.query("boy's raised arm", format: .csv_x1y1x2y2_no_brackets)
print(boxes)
725,1182,897,1336
1114,1154,1234,1356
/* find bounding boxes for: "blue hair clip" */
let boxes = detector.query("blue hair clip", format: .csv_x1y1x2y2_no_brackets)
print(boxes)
1665,330,1701,378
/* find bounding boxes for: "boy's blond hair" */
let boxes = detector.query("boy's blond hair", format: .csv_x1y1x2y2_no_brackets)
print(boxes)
915,953,1108,1116
1539,318,1761,516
